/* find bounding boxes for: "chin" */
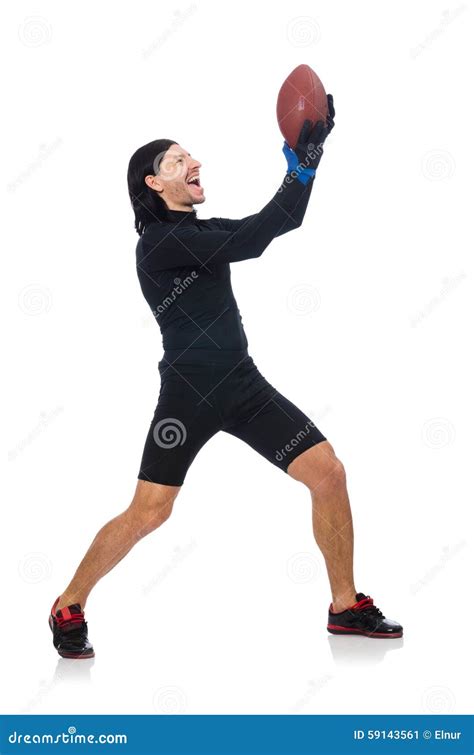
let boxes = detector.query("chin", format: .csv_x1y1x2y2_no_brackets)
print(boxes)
193,194,206,205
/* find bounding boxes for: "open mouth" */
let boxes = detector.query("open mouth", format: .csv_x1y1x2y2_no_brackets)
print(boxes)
187,174,202,189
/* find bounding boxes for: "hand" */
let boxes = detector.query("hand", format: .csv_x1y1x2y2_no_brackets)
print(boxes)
282,94,335,184
294,94,335,169
326,93,335,134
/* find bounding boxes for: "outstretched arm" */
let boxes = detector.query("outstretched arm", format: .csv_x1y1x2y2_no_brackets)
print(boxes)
139,174,315,272
212,173,315,238
139,95,335,272
212,94,335,239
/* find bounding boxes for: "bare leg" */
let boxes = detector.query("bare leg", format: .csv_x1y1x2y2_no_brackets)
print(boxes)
287,441,357,611
55,480,180,611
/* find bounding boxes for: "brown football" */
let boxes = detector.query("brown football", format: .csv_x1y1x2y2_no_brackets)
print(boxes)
276,64,328,149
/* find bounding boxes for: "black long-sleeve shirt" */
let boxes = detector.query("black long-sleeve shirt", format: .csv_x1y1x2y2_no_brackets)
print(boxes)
135,173,314,352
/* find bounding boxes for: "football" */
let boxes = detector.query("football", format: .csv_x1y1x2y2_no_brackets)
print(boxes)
276,64,328,149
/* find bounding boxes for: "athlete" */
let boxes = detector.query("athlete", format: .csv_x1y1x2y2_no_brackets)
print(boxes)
49,95,402,658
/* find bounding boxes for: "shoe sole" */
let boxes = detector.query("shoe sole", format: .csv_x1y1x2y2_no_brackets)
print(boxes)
57,650,95,659
327,624,403,638
49,615,95,658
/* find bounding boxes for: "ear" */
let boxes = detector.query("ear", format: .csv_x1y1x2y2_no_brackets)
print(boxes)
144,174,164,194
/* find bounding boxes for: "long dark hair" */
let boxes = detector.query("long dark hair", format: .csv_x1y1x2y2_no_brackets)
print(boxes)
127,138,177,236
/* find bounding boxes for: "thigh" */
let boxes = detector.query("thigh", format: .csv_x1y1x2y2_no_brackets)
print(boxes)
138,362,222,486
223,365,327,473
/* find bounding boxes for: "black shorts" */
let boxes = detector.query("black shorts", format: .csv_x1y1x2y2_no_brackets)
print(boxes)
138,349,327,486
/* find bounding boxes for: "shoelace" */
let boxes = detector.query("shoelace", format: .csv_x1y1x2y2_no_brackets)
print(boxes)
53,616,88,647
54,611,86,630
56,623,88,649
352,596,385,621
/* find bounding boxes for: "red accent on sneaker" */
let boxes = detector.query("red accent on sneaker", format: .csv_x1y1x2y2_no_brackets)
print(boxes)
61,605,72,621
352,595,374,612
55,611,84,628
329,595,375,615
50,597,85,628
327,623,402,638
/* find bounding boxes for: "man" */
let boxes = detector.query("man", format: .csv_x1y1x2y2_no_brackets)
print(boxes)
49,96,402,658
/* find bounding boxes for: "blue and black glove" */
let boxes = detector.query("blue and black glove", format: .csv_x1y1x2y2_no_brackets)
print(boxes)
283,93,335,185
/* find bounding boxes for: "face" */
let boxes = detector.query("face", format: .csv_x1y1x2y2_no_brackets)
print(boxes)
144,143,205,211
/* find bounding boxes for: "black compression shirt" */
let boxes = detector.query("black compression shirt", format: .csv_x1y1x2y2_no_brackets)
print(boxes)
135,173,315,353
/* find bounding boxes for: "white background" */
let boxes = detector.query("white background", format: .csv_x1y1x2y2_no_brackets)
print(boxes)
2,0,472,716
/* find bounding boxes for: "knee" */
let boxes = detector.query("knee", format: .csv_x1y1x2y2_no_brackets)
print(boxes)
127,481,180,538
313,454,346,498
288,441,346,496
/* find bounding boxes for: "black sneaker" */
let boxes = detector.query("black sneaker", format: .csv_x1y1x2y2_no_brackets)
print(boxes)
327,592,403,638
49,596,95,658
